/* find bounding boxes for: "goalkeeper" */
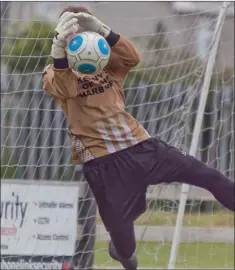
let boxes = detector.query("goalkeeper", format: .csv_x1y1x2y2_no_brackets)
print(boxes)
43,6,235,270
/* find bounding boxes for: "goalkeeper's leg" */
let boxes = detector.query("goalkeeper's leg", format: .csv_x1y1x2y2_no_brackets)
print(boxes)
83,156,143,270
170,154,234,211
145,138,234,211
108,222,138,270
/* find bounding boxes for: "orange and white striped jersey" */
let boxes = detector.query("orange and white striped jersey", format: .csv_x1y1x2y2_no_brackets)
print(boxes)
42,35,150,164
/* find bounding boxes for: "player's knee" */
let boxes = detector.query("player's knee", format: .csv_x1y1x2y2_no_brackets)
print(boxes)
108,222,136,260
109,241,138,269
109,239,136,260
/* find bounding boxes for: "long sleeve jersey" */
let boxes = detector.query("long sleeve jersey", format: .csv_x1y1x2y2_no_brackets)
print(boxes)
43,35,150,164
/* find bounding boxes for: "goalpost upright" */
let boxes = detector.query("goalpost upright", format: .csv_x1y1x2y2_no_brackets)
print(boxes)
168,2,231,269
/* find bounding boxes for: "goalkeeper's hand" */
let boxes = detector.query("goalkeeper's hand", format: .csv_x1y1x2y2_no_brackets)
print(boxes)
75,13,111,38
51,12,80,59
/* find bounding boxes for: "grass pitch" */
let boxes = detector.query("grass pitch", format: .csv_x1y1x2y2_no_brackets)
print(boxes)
95,241,234,268
95,211,234,268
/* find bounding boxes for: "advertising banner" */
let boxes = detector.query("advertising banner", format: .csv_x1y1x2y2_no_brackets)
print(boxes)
1,180,79,259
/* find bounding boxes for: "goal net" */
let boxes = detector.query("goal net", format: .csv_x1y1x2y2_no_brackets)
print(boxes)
1,1,234,269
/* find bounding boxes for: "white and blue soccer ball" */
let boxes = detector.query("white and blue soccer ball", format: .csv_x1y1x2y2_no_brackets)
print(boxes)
67,31,110,74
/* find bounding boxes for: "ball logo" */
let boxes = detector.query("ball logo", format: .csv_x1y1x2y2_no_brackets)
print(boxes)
98,38,110,56
68,36,83,52
78,63,96,74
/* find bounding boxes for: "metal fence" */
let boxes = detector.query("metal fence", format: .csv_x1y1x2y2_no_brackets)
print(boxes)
1,73,234,181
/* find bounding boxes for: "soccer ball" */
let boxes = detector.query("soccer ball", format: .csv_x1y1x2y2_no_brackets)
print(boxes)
67,31,110,74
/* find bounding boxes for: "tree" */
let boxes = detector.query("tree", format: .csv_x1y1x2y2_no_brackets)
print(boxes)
3,21,55,73
125,20,201,88
147,21,170,60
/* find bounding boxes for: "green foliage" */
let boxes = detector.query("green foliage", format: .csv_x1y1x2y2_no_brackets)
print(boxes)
1,148,18,179
147,21,169,51
125,20,232,104
124,21,203,102
3,21,54,72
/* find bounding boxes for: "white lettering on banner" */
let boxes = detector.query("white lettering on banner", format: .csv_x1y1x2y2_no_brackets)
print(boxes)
1,258,63,270
1,181,79,256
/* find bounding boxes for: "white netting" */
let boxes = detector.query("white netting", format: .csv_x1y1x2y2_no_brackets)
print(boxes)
1,2,234,269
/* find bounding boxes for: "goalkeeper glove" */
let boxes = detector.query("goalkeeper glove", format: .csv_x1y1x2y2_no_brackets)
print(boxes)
51,11,80,59
75,12,111,38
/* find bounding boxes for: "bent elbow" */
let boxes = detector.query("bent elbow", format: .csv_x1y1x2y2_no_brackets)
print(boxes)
133,52,141,66
128,51,141,69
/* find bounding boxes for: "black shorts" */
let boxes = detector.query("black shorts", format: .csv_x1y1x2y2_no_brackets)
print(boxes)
83,137,193,232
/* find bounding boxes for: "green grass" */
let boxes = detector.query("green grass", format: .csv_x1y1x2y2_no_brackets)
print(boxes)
97,210,234,227
95,241,234,268
95,211,234,268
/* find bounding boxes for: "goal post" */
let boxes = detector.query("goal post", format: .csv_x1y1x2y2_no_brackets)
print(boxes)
1,2,234,269
168,2,232,269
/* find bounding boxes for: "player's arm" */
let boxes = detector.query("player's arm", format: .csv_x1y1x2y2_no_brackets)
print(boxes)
105,35,141,80
75,13,140,80
43,12,79,99
42,65,78,99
